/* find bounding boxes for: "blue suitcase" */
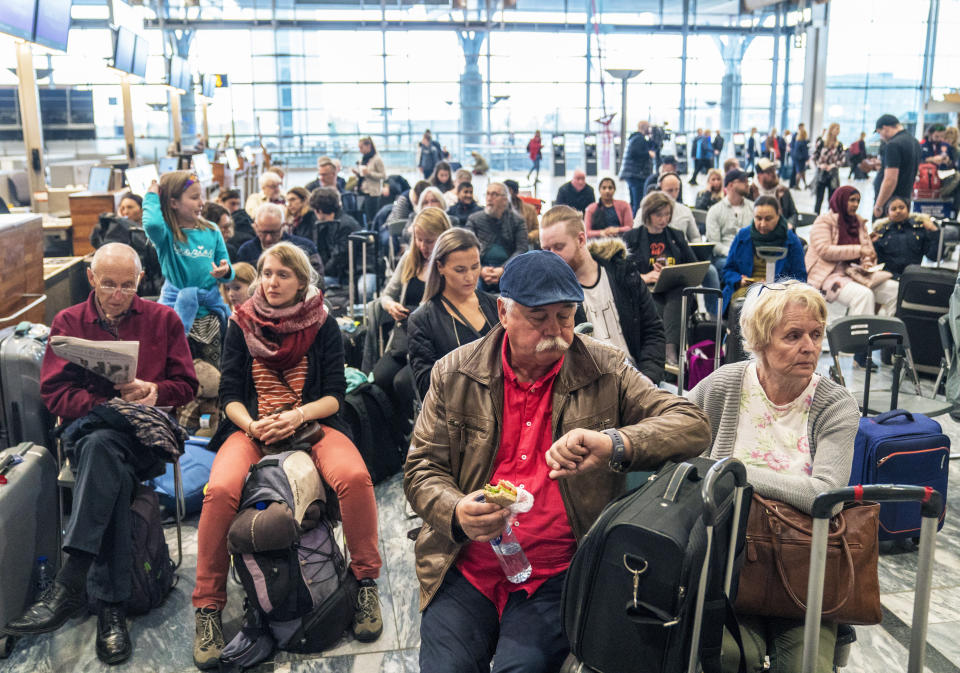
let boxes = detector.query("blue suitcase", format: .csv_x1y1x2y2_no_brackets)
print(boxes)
851,410,949,540
148,436,216,516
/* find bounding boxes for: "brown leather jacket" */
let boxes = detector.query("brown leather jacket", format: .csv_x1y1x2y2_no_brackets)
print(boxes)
403,324,711,610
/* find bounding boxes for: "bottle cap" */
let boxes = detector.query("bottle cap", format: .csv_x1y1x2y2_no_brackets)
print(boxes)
255,502,267,510
38,556,47,562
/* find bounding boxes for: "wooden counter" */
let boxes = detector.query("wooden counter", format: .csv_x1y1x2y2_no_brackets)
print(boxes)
0,214,46,329
68,191,122,256
43,256,90,323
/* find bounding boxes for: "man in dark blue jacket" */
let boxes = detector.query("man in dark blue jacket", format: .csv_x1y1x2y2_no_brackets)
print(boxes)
618,121,655,214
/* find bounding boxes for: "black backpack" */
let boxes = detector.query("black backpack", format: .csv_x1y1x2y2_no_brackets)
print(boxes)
341,383,405,483
90,214,164,297
126,485,176,615
561,458,751,673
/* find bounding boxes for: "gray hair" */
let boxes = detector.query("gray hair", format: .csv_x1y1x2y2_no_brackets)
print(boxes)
259,170,282,190
740,280,827,356
255,202,285,225
417,186,447,212
91,242,142,275
487,182,508,198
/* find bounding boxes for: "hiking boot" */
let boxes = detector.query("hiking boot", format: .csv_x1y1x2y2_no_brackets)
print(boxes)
353,579,383,643
193,607,224,670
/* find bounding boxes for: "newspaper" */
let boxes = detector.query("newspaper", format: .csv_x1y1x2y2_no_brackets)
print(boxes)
49,336,139,384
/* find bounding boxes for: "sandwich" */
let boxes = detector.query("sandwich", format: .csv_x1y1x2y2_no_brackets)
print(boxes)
483,479,518,508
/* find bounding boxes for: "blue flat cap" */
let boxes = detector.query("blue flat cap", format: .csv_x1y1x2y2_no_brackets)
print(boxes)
499,250,584,307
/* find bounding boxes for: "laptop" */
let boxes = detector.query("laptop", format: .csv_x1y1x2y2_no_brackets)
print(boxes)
87,166,111,193
224,148,240,171
158,156,179,174
690,242,714,263
124,164,159,197
651,261,710,294
192,153,212,182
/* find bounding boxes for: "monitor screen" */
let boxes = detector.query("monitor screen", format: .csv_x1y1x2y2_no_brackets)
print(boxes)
158,156,179,174
224,148,240,171
33,0,73,52
113,27,135,74
191,153,212,181
88,166,111,193
131,34,148,79
0,2,37,42
124,164,158,197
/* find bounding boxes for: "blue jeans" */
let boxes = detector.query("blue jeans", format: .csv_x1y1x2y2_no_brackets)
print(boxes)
625,177,647,215
419,567,569,673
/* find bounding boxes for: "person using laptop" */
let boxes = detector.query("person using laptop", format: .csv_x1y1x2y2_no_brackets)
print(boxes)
624,191,699,366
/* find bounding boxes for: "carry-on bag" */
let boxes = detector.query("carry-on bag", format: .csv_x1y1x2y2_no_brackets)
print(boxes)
148,436,217,517
0,322,55,451
0,442,59,658
679,287,723,393
561,457,752,673
895,261,954,373
800,485,943,673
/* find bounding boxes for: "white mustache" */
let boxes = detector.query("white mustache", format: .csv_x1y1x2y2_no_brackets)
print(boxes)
535,337,570,353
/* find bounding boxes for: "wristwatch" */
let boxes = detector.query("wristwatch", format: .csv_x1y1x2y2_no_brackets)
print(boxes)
602,428,628,473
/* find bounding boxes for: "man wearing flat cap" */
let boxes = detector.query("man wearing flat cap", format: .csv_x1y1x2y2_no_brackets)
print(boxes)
404,250,711,672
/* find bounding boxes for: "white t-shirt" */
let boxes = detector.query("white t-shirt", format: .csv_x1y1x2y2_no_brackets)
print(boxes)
732,362,820,476
581,267,633,364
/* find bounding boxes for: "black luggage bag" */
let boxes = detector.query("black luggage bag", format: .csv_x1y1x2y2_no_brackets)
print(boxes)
895,264,954,373
561,457,752,673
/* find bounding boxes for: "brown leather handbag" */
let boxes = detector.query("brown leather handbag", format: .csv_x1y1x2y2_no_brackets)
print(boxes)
734,493,882,625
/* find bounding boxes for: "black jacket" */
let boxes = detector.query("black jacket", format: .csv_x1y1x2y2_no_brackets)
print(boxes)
407,291,500,397
623,225,697,272
555,182,596,213
231,208,256,247
296,216,363,284
447,201,483,226
872,216,942,277
210,317,349,451
574,241,666,383
618,132,653,179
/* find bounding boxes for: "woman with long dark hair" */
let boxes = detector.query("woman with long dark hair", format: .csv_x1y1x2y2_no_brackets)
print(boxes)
583,177,632,237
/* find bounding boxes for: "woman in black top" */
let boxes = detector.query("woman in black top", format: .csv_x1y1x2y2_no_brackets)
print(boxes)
623,191,696,366
372,207,451,425
407,227,499,397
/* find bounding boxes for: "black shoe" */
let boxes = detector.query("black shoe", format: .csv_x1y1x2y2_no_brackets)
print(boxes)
95,604,131,665
2,582,87,635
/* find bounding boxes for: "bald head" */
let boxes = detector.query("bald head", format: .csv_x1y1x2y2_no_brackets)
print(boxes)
91,242,142,275
571,170,587,191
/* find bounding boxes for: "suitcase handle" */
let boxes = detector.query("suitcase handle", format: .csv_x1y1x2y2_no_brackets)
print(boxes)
810,484,943,520
701,458,747,527
872,409,915,425
682,286,722,300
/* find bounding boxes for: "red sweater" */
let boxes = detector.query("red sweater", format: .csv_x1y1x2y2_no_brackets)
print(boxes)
41,292,198,422
583,199,633,237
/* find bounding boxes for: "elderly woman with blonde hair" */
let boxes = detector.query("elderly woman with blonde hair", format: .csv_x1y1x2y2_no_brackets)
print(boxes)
689,279,859,673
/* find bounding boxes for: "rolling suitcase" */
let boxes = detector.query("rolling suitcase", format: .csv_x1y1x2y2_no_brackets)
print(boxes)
679,287,723,393
801,485,943,673
0,322,55,451
895,262,954,374
561,458,752,673
0,442,59,658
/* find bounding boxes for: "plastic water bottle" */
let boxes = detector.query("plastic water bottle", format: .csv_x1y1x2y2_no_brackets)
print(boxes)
490,521,532,584
35,556,54,596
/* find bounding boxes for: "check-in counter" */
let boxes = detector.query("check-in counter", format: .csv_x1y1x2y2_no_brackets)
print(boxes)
43,256,90,324
0,214,46,330
68,191,123,256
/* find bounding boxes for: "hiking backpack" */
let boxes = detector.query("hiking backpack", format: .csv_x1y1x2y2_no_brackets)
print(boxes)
125,485,176,615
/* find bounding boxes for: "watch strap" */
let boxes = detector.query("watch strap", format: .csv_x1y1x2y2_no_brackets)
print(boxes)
603,428,627,473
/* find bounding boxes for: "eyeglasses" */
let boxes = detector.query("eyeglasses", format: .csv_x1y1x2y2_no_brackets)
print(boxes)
93,273,139,296
755,281,788,297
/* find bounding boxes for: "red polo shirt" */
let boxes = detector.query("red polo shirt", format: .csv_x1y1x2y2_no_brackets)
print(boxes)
457,335,577,616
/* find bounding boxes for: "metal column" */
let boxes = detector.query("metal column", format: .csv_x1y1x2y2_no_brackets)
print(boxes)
679,0,689,132
799,3,829,139
15,42,46,211
916,0,941,141
768,5,781,133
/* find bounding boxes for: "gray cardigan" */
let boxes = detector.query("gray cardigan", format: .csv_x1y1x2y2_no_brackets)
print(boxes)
689,361,859,514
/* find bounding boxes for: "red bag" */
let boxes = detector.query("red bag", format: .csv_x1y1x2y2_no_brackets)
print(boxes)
914,162,941,199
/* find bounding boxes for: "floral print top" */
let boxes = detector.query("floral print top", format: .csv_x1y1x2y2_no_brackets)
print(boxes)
732,362,820,476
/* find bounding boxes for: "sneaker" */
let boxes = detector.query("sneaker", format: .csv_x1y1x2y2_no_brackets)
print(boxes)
352,579,383,643
193,607,224,670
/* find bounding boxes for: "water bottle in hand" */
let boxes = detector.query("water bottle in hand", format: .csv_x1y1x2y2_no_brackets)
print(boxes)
490,520,532,584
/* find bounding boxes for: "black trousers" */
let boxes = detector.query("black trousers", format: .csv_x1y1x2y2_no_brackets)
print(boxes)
64,427,139,603
372,354,416,433
651,286,684,347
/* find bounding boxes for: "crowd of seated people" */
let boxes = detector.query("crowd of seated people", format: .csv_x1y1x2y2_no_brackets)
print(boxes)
3,118,936,673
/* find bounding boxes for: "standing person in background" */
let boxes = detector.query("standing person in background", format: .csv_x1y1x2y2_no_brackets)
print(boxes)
872,114,921,220
746,127,759,172
848,132,868,179
813,123,845,214
144,173,234,368
689,129,713,186
619,120,656,214
780,130,793,182
417,131,440,180
527,130,543,181
353,136,386,226
791,124,810,189
764,128,782,163
712,130,725,169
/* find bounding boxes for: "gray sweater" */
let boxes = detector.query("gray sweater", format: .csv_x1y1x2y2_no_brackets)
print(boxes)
689,361,859,514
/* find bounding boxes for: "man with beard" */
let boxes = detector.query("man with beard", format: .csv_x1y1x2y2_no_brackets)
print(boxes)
749,158,798,227
404,250,710,673
706,168,755,271
466,182,529,291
